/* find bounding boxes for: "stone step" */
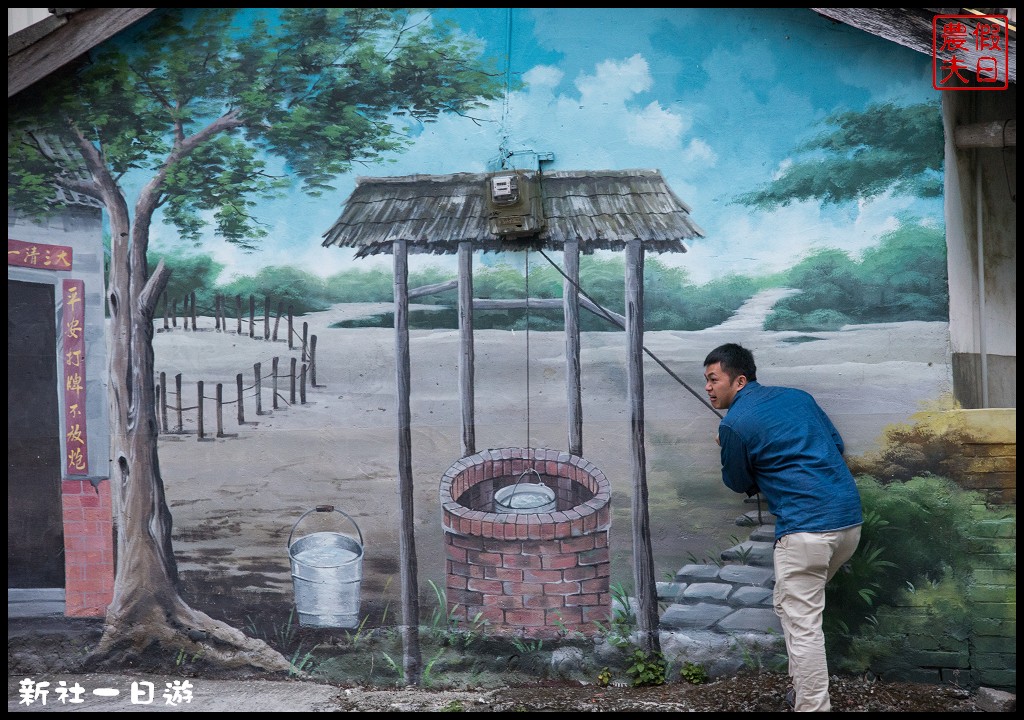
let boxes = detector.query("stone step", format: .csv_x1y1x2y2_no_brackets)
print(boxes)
720,540,774,567
736,508,776,527
655,530,781,660
7,588,65,618
659,569,778,634
674,562,775,587
657,578,774,609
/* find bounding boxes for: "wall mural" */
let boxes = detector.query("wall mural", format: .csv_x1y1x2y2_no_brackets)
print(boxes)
8,7,1014,691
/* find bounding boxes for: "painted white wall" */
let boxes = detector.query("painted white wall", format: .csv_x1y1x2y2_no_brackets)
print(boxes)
943,89,1017,408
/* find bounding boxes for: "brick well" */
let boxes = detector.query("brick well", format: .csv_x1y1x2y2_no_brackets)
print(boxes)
440,447,612,639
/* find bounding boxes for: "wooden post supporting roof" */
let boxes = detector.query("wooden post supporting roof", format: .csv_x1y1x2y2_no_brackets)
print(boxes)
626,239,660,654
564,240,583,456
392,239,422,684
458,242,476,457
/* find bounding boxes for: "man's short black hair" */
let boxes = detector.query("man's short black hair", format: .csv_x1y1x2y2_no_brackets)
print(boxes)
704,343,757,382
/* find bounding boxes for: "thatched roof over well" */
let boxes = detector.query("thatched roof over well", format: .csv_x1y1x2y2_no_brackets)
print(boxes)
321,169,704,258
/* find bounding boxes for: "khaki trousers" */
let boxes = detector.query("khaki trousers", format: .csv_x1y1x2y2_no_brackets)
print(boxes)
773,526,861,712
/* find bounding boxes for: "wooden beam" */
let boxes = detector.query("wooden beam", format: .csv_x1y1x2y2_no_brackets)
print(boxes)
409,279,457,299
9,8,159,98
579,295,627,328
470,297,627,328
811,7,1016,84
410,280,630,329
955,120,1016,148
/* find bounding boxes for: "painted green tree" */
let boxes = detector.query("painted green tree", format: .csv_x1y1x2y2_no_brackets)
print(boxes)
734,101,944,208
8,7,502,678
734,100,947,330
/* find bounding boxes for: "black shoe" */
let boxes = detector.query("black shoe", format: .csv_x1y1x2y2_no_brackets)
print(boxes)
785,685,796,710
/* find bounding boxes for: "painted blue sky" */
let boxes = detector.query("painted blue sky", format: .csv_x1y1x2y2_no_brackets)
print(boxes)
141,8,943,285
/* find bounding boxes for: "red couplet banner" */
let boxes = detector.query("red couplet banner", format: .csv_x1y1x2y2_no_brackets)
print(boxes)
62,279,89,475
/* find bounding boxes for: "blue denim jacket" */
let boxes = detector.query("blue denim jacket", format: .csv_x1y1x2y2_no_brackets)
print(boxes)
717,381,863,540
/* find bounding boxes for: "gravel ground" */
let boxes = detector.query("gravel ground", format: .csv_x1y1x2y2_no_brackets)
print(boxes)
9,618,992,712
329,673,982,712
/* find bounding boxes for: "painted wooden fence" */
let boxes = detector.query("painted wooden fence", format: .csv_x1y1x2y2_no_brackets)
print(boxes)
155,344,320,439
158,292,309,352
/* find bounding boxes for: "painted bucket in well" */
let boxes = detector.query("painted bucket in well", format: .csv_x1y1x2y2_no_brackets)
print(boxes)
493,468,557,514
287,505,364,628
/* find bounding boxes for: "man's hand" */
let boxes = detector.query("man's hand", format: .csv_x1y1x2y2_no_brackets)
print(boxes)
715,434,720,447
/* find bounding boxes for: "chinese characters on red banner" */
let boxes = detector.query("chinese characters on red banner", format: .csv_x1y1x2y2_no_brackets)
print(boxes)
8,238,74,269
933,14,1010,90
62,280,90,475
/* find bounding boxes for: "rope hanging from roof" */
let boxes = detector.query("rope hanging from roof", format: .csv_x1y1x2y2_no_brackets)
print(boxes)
524,249,532,447
535,249,722,419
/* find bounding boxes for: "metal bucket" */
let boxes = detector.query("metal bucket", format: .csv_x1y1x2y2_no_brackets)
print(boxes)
494,469,557,514
287,505,364,628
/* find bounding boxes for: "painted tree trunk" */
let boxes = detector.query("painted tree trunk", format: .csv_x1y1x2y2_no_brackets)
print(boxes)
92,205,290,673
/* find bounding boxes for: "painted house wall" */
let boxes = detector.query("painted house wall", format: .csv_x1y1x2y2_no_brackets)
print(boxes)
8,203,114,618
7,7,1015,692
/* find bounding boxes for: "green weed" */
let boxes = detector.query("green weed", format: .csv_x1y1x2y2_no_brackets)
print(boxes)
174,647,205,667
288,643,315,677
380,651,403,683
342,613,371,648
421,646,448,688
686,550,723,567
244,608,304,654
425,578,489,648
591,581,638,646
730,630,787,673
551,615,586,641
275,608,299,649
624,648,667,687
679,660,708,685
510,636,544,654
728,534,753,565
610,582,636,627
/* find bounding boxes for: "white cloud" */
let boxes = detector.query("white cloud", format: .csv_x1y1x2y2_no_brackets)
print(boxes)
627,101,686,148
337,52,706,185
576,54,652,105
521,64,563,91
684,138,717,166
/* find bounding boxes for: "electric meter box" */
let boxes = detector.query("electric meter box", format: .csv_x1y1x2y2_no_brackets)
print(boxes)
485,172,545,238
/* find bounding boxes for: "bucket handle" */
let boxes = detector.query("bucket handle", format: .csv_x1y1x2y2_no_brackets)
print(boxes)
506,467,546,497
288,504,363,550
